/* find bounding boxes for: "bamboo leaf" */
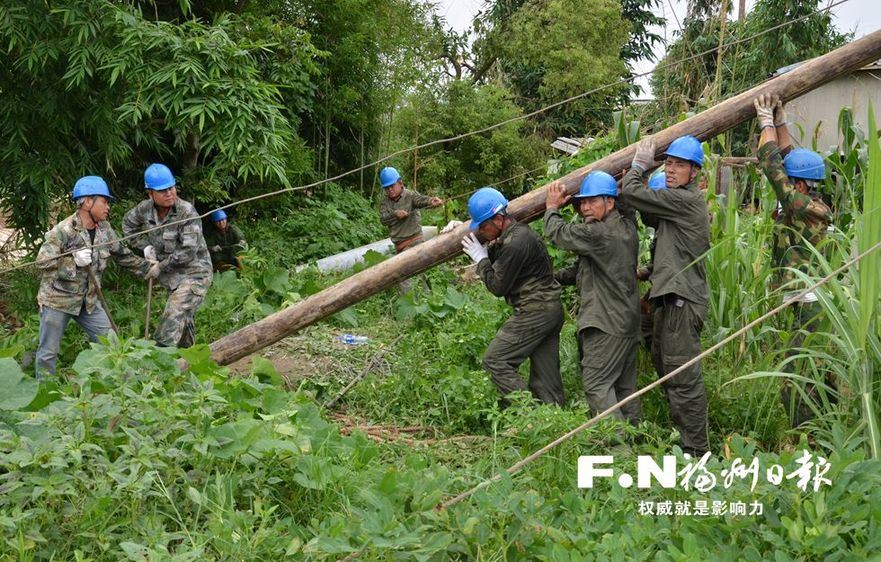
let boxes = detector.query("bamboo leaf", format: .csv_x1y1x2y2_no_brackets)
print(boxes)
858,104,881,345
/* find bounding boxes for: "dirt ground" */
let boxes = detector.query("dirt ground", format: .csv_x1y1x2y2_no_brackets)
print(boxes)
226,333,346,389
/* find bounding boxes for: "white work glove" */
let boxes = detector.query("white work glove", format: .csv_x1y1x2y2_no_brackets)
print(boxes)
461,233,488,264
235,240,249,251
145,261,161,280
211,245,222,253
73,248,92,267
441,220,463,234
631,138,656,174
753,94,776,129
144,245,157,262
774,98,788,127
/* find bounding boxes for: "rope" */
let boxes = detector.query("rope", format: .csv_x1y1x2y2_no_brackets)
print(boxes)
436,236,881,511
0,0,851,276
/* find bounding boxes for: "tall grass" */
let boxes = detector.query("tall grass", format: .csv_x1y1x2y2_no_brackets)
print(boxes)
720,107,881,456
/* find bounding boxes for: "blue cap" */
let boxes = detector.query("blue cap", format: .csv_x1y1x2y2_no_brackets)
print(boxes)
467,187,508,231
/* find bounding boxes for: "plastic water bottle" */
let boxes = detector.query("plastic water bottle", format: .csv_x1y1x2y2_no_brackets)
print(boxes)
338,334,369,345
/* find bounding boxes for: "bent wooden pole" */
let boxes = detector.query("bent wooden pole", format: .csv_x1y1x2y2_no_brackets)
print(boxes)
209,30,881,366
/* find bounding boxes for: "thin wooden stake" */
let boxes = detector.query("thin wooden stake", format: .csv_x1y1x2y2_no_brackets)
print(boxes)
88,268,119,335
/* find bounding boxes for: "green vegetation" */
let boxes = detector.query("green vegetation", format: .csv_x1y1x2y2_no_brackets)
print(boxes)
2,105,880,558
2,0,879,558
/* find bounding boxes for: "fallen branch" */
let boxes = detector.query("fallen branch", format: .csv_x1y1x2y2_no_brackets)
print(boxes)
323,334,404,409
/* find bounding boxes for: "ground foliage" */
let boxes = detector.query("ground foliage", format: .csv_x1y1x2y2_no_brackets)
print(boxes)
2,105,881,558
0,0,443,246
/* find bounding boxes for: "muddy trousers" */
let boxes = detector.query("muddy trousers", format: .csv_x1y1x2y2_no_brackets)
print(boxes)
483,302,565,407
652,295,709,456
579,328,641,424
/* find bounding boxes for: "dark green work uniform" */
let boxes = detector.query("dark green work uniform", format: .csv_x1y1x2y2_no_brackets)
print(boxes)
476,220,565,406
379,189,435,252
205,223,247,271
545,206,641,423
622,168,710,455
759,141,833,426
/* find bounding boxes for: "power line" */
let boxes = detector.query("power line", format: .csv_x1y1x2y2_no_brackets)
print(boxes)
0,0,853,276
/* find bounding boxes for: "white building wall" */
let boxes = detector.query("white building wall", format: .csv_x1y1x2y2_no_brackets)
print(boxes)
786,68,881,152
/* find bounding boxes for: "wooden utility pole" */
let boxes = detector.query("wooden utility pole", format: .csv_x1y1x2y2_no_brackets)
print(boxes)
207,30,881,367
739,0,746,21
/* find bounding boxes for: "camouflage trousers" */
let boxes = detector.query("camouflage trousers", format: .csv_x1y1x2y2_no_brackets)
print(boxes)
154,277,211,348
781,301,829,427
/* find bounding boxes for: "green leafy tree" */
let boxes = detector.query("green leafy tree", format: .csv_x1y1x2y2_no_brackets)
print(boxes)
619,0,664,96
470,0,631,133
277,0,445,188
650,0,849,118
392,80,546,201
0,0,321,245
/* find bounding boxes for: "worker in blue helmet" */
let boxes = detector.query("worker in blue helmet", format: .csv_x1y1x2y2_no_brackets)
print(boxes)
204,208,248,271
544,172,641,424
461,187,565,407
621,135,711,457
378,166,444,254
637,172,666,361
753,93,833,427
648,172,667,191
123,163,212,347
34,176,153,379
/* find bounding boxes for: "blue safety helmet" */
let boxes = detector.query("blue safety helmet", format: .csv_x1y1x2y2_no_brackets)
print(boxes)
72,176,114,200
144,163,176,190
468,187,508,231
379,167,402,188
648,172,667,191
211,209,228,222
663,135,704,168
783,148,825,181
573,171,618,199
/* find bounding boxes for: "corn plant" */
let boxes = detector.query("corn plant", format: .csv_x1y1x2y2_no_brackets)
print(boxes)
809,106,881,458
726,107,881,456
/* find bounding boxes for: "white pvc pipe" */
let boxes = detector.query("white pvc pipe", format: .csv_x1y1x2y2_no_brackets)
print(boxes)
296,226,439,273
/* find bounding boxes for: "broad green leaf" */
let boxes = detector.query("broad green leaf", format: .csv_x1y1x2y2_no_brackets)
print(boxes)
0,358,38,410
0,345,24,359
251,356,284,387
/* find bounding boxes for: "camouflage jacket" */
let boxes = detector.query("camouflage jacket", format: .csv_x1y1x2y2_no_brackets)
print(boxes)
37,212,149,315
544,208,639,338
758,141,832,290
621,168,710,306
122,199,212,290
379,189,435,244
477,221,561,310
